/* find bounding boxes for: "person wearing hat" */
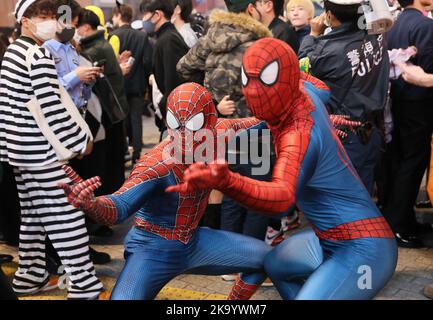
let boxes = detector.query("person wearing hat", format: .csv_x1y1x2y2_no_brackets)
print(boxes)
381,0,433,249
298,0,390,199
0,0,105,299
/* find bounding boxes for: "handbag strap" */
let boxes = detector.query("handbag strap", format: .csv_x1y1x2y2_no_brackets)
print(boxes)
25,44,93,161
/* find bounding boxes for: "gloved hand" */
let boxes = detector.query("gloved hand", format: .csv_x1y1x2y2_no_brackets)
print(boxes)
58,165,101,211
166,161,231,194
330,115,362,138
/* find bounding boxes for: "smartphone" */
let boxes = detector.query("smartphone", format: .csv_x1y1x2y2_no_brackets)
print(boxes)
127,57,135,67
93,59,106,67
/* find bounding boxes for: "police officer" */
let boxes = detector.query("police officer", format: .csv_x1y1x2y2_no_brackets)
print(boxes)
298,0,390,196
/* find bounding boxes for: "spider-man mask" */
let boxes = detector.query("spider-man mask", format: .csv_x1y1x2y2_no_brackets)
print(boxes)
241,38,302,126
166,83,218,161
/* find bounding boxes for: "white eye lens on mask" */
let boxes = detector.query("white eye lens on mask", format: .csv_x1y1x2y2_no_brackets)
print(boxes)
31,20,58,42
185,113,204,132
241,66,249,87
260,60,279,86
167,110,180,130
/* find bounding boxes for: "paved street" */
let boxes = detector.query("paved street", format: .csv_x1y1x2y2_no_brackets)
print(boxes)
1,116,433,300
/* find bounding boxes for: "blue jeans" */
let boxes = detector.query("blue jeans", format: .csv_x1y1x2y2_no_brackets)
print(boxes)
221,160,278,240
265,229,397,300
111,227,271,300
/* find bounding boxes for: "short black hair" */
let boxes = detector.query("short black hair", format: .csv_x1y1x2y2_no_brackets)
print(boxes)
397,0,414,8
77,9,100,30
324,0,361,23
22,0,59,20
272,0,285,17
171,0,193,22
140,0,174,20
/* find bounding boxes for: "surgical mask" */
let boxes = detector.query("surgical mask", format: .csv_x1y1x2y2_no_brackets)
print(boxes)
57,27,76,43
143,14,156,35
30,19,58,42
73,29,82,43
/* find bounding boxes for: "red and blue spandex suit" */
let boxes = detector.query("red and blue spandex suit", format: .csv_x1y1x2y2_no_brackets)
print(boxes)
59,83,271,300
169,38,398,300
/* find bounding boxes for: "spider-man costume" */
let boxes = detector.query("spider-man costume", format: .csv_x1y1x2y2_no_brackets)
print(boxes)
59,82,272,300
168,38,398,300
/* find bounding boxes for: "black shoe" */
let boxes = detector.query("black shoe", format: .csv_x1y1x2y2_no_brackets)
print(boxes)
0,254,13,265
395,232,424,248
89,247,111,265
89,225,114,238
413,222,433,234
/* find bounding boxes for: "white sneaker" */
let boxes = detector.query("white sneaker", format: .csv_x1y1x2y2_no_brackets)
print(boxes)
265,226,283,246
15,276,59,296
221,274,238,281
261,278,274,287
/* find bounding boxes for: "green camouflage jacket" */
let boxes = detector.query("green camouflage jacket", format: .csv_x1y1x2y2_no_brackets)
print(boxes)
177,10,272,118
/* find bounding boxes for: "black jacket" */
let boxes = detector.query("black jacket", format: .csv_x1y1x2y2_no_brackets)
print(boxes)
299,23,390,121
80,30,129,123
296,25,311,48
110,25,153,96
269,18,299,53
387,8,433,101
153,22,189,114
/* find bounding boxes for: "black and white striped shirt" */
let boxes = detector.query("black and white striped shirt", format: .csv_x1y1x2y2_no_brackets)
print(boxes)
0,37,88,167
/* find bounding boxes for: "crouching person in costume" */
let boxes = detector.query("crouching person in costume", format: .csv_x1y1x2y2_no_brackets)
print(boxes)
168,38,398,300
59,82,272,300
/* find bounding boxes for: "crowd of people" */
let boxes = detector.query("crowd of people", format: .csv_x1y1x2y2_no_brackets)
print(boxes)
0,0,432,300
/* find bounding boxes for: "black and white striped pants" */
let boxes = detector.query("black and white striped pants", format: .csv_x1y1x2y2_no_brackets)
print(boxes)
12,163,104,299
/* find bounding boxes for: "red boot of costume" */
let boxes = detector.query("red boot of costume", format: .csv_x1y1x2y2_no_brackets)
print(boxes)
227,277,260,300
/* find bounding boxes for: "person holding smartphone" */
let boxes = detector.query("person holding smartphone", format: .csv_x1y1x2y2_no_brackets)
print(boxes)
75,8,129,196
43,0,112,266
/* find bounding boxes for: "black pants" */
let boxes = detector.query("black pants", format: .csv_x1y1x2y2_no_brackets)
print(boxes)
0,163,20,245
383,99,433,233
104,121,127,194
0,267,16,300
126,95,144,160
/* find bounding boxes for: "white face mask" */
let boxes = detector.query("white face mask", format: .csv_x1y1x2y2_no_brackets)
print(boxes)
73,29,82,43
30,19,58,42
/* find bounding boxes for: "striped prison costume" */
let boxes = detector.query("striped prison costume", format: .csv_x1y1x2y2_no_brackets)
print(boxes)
0,36,103,299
